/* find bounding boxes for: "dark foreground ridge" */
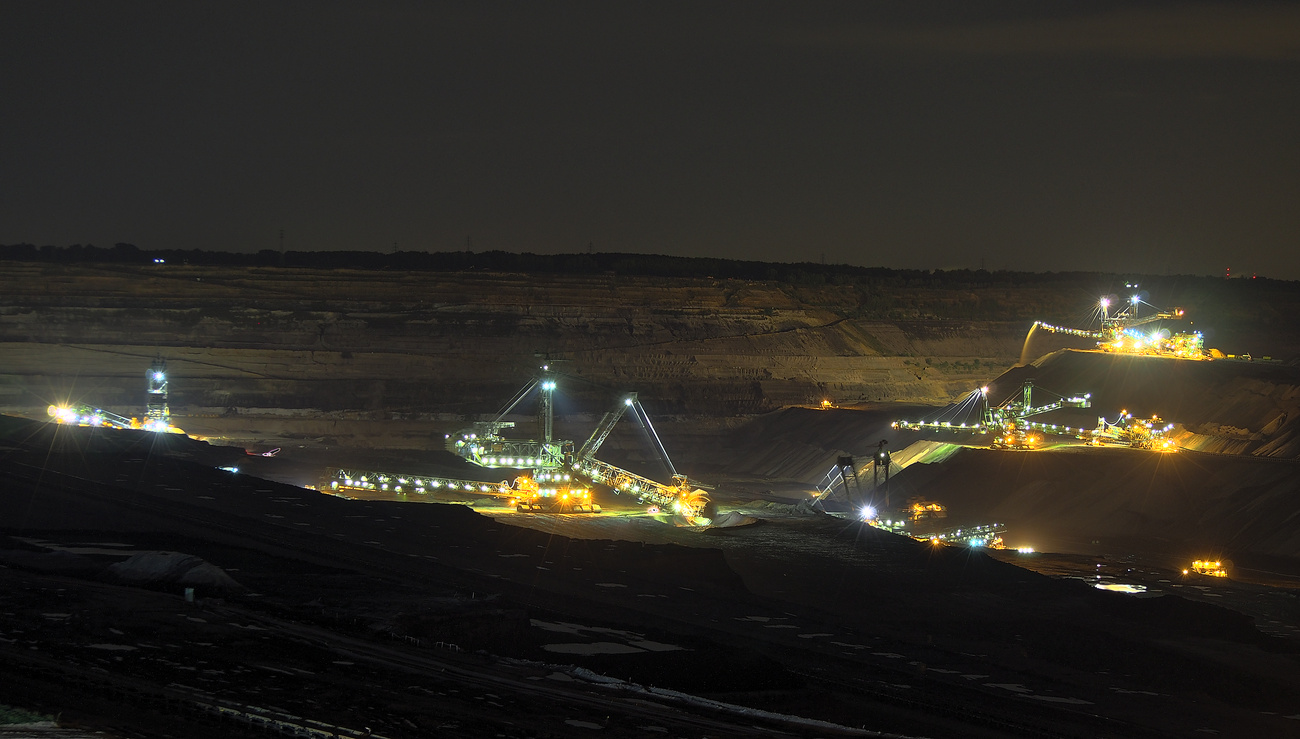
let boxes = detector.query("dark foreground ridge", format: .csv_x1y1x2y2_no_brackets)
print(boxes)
2,416,1299,738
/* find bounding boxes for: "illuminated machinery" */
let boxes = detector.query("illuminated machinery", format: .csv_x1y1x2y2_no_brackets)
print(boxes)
47,403,135,430
857,495,949,530
325,369,709,521
1033,293,1206,359
450,373,707,516
143,355,172,432
510,474,597,513
925,523,1005,549
325,468,511,500
907,497,947,521
321,469,599,513
47,356,183,434
812,455,866,514
813,443,898,517
895,380,1093,450
1086,411,1177,451
327,368,594,513
1189,559,1227,577
867,515,1005,549
446,369,574,490
567,392,711,522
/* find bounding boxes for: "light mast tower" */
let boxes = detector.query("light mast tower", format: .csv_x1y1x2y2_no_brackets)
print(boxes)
146,356,169,430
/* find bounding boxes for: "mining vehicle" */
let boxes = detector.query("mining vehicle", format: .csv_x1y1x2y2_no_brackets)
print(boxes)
509,474,600,513
1189,559,1228,577
907,497,947,521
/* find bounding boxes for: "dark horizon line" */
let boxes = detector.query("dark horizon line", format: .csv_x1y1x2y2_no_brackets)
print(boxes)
1,241,1290,290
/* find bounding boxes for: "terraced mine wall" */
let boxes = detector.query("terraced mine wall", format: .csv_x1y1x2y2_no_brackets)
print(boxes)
4,260,1300,466
0,262,1034,450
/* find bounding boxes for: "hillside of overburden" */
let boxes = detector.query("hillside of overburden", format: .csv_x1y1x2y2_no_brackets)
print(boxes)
710,350,1300,562
4,415,1300,738
884,441,1300,559
946,349,1300,459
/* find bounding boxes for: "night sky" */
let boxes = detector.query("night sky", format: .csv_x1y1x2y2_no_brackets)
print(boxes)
4,2,1300,278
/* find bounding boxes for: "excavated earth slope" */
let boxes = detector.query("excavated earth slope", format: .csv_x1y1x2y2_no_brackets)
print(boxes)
7,261,1300,565
4,417,1300,738
710,351,1300,562
4,261,1300,734
995,349,1300,459
884,443,1300,559
682,348,1300,486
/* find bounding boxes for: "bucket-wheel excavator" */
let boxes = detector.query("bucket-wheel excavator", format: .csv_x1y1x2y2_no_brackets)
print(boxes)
323,368,710,521
894,380,1092,450
1083,411,1177,450
568,392,710,520
1033,292,1206,359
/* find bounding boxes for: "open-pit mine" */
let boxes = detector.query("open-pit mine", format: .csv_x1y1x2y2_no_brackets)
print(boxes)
4,257,1300,738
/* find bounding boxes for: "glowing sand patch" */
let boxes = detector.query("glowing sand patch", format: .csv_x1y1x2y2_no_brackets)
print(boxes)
1031,695,1093,705
17,538,136,556
531,619,683,653
544,642,646,655
625,640,684,652
1093,582,1148,594
831,641,867,649
1112,687,1159,695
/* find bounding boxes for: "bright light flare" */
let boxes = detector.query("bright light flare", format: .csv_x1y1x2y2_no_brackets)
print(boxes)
48,405,79,424
859,505,877,521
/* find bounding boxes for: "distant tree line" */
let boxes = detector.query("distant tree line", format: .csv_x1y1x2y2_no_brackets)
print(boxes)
1,242,1294,297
